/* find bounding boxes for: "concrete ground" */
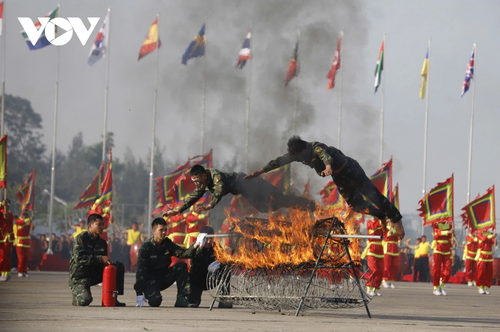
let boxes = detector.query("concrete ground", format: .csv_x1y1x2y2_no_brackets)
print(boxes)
0,271,499,332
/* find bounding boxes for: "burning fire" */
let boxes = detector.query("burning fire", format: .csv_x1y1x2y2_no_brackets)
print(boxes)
214,204,363,270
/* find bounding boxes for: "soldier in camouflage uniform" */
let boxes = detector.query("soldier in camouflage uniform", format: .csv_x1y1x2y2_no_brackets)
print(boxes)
134,218,203,308
69,213,125,306
187,225,232,308
246,136,405,239
164,165,315,217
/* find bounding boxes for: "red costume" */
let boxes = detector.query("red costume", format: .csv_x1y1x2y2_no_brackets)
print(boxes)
165,214,187,248
431,222,453,288
464,233,478,284
383,224,399,284
364,218,384,293
15,216,32,274
183,211,209,247
476,231,496,292
0,208,14,278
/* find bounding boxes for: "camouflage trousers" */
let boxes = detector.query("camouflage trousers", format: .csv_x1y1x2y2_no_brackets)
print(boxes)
134,262,190,307
70,261,125,306
333,158,402,221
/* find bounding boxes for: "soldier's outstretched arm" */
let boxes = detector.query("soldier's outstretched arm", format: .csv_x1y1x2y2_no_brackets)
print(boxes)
245,154,294,180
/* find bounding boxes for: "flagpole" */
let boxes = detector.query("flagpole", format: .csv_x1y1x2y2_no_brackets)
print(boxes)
101,7,111,162
337,30,344,149
466,42,477,204
292,28,300,136
47,2,61,255
379,33,386,166
421,38,431,236
200,16,207,154
244,22,253,173
1,0,6,137
147,13,160,236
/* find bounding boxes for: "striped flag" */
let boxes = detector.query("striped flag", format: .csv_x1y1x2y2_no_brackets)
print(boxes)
326,34,342,90
235,30,251,69
285,40,299,85
461,44,475,98
88,9,110,66
374,39,384,93
95,148,112,206
20,6,59,50
0,2,4,36
74,162,105,210
0,134,6,188
138,16,160,60
16,170,36,215
419,48,429,99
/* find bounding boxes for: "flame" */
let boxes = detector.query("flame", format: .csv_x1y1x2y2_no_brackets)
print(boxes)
214,204,363,270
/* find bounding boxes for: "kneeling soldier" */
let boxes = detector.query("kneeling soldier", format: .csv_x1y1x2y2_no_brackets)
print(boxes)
69,213,126,306
134,218,204,307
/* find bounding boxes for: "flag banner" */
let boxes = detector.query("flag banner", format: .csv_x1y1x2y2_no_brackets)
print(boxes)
369,157,393,199
74,162,105,210
419,48,429,99
262,164,291,194
0,134,6,188
235,30,251,69
182,23,205,65
285,40,299,85
21,6,59,50
155,161,191,205
175,150,213,202
16,170,35,215
0,2,4,36
88,9,110,66
461,44,475,98
95,148,112,206
417,175,454,226
326,35,342,90
374,39,384,93
138,16,160,60
462,185,495,232
392,183,400,211
319,181,346,209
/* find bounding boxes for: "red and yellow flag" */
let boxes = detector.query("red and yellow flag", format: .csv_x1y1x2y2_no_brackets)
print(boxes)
16,170,35,215
417,174,454,226
0,134,7,188
138,16,160,60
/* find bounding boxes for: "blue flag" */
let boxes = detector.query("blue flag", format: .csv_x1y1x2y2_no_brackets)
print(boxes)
182,24,206,65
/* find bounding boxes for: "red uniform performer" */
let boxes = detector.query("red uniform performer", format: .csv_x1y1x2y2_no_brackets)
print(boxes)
463,232,478,286
362,218,384,296
476,230,497,295
431,222,453,295
15,213,32,277
0,200,14,282
382,224,399,288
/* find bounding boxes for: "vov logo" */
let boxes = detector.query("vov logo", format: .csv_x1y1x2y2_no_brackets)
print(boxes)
18,17,100,46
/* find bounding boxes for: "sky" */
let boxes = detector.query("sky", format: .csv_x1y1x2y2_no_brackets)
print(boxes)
3,0,500,236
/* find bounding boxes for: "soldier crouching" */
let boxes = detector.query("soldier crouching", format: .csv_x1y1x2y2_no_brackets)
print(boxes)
134,218,205,308
69,213,126,306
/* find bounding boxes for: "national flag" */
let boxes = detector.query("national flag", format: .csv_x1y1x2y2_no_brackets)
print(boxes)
417,175,454,226
284,40,299,85
462,186,495,232
74,162,105,210
369,157,392,199
419,48,429,99
262,165,291,194
461,44,475,98
374,39,384,93
16,170,35,215
155,161,191,206
326,35,342,90
0,2,4,36
235,30,251,69
20,6,59,50
138,16,160,61
392,183,400,211
176,150,213,202
182,23,206,65
88,9,110,66
95,148,112,206
319,181,345,209
0,134,6,188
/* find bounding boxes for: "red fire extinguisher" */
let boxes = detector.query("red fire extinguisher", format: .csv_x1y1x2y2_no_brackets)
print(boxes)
102,265,117,307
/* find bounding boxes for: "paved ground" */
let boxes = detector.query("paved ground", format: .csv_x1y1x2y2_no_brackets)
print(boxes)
0,271,499,332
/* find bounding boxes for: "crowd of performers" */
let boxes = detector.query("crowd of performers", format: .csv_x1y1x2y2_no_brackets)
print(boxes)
1,136,498,308
364,219,498,296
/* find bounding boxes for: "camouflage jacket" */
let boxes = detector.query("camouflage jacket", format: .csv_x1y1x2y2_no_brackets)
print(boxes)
135,237,202,291
188,242,216,284
69,231,107,285
177,168,239,213
263,141,348,176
